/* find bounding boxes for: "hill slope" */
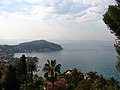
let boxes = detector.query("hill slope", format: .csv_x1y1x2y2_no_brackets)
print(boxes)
0,40,63,53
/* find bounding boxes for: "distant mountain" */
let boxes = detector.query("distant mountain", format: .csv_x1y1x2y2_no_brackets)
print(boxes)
0,40,63,54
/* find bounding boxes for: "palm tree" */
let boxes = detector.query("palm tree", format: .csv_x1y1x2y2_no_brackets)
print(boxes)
65,68,84,89
71,68,84,87
43,60,61,90
28,62,37,86
27,57,38,86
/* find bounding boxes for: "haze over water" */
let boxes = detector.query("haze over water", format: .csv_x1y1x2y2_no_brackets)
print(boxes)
13,40,120,81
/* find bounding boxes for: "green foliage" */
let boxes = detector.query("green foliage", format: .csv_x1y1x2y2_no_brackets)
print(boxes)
75,79,92,90
103,4,120,38
27,57,38,73
0,65,4,78
0,56,120,90
20,55,27,75
4,65,20,90
64,68,84,89
87,71,98,82
15,59,23,76
103,0,120,78
27,57,38,86
43,60,61,90
114,41,120,72
75,74,120,90
116,0,120,5
15,55,39,87
108,6,120,25
107,77,119,87
103,11,118,33
15,55,28,86
72,68,84,87
43,60,61,82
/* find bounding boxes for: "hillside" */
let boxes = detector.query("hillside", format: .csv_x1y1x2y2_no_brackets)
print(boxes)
0,40,63,53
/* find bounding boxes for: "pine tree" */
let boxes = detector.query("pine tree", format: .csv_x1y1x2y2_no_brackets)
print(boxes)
103,0,120,73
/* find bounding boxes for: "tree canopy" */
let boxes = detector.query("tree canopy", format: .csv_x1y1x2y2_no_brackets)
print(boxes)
103,0,120,39
103,0,120,73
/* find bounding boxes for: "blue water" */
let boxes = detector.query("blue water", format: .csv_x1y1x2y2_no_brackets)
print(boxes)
14,40,120,81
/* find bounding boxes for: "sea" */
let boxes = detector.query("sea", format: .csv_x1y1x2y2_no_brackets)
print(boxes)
1,40,120,81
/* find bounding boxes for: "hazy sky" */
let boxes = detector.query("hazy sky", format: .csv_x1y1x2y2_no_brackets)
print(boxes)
0,0,116,41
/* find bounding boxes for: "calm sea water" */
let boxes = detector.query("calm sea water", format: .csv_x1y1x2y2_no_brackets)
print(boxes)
13,40,120,81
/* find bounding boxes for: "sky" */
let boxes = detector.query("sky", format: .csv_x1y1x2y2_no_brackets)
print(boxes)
0,0,116,41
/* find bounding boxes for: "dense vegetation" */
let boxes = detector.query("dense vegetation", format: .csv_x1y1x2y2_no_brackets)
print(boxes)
103,0,120,39
0,40,63,54
0,55,119,90
103,0,120,74
1,0,120,89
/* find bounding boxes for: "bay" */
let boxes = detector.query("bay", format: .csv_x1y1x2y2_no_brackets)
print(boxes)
14,40,120,81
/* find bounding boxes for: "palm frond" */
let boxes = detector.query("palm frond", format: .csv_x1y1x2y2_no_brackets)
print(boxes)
44,73,48,78
47,60,50,66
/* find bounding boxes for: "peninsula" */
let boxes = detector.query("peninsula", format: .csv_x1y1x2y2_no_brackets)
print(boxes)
0,40,63,54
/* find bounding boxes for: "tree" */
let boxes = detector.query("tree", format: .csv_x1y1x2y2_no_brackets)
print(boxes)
75,80,92,90
103,5,120,38
103,0,120,73
27,57,38,86
64,68,84,89
43,60,61,90
115,0,120,5
20,55,27,75
15,55,27,85
95,75,107,89
107,77,119,88
0,64,4,89
72,68,84,87
87,71,98,83
4,65,20,90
